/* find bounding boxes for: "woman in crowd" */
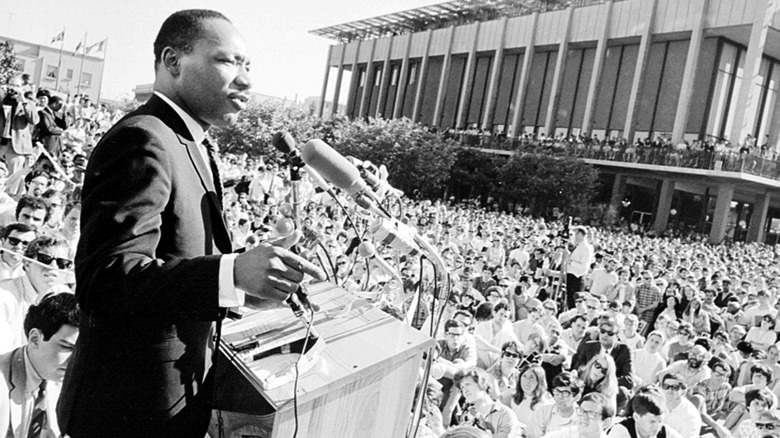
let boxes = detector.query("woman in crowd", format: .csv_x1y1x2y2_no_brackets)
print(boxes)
745,315,778,352
580,353,618,403
501,363,551,426
682,297,711,336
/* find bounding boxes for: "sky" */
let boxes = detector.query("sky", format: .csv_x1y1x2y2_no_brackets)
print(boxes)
0,0,438,102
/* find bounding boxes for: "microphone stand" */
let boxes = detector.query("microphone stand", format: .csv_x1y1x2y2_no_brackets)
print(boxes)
287,153,304,230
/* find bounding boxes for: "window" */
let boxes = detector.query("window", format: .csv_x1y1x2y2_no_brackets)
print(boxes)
14,59,24,72
391,65,399,86
359,70,366,87
66,69,73,80
409,63,417,85
80,72,92,87
374,68,382,87
45,65,58,80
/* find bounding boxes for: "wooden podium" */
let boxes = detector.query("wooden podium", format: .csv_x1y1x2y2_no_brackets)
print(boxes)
210,281,434,438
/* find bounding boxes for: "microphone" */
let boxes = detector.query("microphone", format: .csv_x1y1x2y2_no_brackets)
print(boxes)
359,161,403,200
272,131,296,155
357,240,402,284
301,139,387,218
368,218,421,257
273,132,334,194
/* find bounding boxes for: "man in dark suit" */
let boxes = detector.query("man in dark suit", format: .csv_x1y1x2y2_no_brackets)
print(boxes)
36,95,67,158
56,10,325,437
570,316,634,389
0,75,38,175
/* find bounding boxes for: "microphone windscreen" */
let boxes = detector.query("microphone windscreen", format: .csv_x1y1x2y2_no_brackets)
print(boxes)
357,241,376,258
272,131,296,155
301,139,362,192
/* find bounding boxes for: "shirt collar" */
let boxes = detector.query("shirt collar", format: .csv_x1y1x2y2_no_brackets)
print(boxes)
153,91,206,145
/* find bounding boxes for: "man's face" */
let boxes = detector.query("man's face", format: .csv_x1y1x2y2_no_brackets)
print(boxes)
1,229,35,265
25,244,71,293
28,324,78,383
18,207,46,228
711,365,730,385
172,18,252,128
5,76,22,97
599,324,617,350
662,377,685,405
458,377,483,404
37,96,48,107
577,400,605,435
26,176,49,197
444,326,466,350
572,319,587,338
633,412,665,438
645,333,663,353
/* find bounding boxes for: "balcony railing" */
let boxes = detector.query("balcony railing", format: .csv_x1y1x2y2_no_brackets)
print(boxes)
455,134,780,182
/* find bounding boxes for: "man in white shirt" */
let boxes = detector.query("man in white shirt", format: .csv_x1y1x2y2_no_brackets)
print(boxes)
565,226,593,309
659,373,702,438
589,258,618,299
0,223,36,281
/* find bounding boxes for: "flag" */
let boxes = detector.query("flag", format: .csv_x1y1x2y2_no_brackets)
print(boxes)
73,41,82,56
86,39,106,55
51,30,64,44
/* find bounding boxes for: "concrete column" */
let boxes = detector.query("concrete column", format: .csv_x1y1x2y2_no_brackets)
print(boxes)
748,191,771,242
433,25,456,128
671,0,708,144
623,0,659,141
729,0,780,144
482,17,509,131
317,45,333,118
709,184,735,244
330,44,347,118
393,34,413,119
607,173,627,225
359,39,377,119
456,23,481,129
509,12,539,137
375,38,394,118
544,6,575,134
653,179,675,233
412,30,433,123
581,0,614,135
345,43,360,117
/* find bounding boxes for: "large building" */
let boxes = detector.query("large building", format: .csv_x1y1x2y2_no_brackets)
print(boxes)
313,0,780,244
1,35,105,101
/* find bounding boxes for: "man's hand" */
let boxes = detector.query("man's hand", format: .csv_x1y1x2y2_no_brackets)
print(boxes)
234,230,326,303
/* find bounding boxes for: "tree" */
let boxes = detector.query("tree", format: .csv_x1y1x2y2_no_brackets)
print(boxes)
447,149,506,203
498,152,598,218
0,41,19,85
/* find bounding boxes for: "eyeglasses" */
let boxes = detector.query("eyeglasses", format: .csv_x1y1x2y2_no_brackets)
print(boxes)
553,389,572,398
575,407,601,420
661,382,683,391
587,305,598,311
35,253,73,270
599,329,616,337
5,236,30,247
756,423,778,431
445,332,464,338
544,306,555,311
502,351,520,359
593,362,606,372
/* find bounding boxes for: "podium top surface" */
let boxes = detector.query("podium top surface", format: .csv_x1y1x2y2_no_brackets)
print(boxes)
220,281,435,409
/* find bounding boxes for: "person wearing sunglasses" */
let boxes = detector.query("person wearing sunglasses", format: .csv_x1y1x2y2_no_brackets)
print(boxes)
754,409,780,438
0,234,72,349
487,341,523,396
571,317,634,390
658,373,701,438
581,353,618,402
0,222,36,281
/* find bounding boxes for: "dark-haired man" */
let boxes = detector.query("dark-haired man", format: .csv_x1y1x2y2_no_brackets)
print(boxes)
608,386,683,438
0,223,37,281
57,9,324,437
0,234,72,350
0,293,79,437
0,75,38,175
571,317,634,389
37,95,67,158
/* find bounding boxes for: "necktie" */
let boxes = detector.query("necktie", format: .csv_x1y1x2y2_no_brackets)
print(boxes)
27,380,47,438
202,138,223,210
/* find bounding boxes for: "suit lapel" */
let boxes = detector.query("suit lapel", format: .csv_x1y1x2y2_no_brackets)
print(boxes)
8,347,27,405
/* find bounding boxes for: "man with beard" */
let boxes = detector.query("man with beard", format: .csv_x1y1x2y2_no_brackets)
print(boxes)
655,345,711,388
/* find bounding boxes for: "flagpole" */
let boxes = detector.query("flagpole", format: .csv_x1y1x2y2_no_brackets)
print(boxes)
96,38,108,104
55,27,65,91
75,32,87,98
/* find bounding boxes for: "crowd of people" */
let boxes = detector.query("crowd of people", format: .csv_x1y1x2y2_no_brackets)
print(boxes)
3,62,780,437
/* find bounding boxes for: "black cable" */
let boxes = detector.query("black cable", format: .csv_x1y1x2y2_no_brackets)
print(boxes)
316,242,334,282
361,256,371,291
290,306,315,438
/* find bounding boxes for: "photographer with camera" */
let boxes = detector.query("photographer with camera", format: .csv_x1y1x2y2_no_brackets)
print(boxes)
0,75,39,175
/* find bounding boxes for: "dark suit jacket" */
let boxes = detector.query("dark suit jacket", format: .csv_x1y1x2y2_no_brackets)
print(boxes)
570,340,634,389
37,106,67,156
57,94,233,436
0,96,38,155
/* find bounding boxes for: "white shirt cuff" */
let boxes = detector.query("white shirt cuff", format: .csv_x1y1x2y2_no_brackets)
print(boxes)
218,253,245,307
